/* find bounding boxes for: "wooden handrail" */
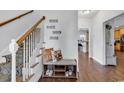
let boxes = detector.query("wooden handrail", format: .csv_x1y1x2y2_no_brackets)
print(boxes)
0,10,34,26
17,16,45,45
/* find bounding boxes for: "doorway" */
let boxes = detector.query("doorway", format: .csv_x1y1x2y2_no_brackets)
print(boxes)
114,28,124,52
114,27,124,65
104,13,124,66
78,28,89,55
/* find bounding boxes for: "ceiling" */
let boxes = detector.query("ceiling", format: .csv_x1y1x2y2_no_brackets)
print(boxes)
78,10,99,18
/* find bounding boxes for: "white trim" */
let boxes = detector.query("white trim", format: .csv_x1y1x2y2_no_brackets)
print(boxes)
92,56,106,65
103,22,106,65
23,41,26,81
88,28,92,58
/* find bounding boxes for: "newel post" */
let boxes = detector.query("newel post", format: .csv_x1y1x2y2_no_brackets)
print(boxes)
9,39,18,82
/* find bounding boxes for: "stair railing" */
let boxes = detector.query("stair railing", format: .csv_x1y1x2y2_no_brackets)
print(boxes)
9,16,45,82
0,10,33,26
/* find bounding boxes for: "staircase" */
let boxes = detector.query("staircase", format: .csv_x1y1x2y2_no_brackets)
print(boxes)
0,11,45,82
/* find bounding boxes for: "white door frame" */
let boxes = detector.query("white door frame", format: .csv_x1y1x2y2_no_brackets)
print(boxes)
103,13,124,65
78,28,91,58
103,22,106,65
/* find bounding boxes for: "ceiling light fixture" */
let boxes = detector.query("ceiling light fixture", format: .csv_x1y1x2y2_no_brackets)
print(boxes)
80,35,84,38
82,10,92,14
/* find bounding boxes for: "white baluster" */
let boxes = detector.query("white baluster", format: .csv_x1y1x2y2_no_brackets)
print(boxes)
28,35,31,76
34,29,36,49
9,39,18,82
22,41,26,81
32,32,34,51
25,38,28,79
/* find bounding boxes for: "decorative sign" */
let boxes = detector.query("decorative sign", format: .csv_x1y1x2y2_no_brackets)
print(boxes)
46,18,62,40
49,19,58,23
46,25,55,29
50,36,58,40
52,31,62,34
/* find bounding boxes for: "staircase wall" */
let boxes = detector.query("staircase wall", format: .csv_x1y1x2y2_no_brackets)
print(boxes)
0,10,41,56
40,10,78,61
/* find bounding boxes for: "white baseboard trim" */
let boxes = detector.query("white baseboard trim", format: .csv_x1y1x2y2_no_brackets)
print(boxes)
92,56,105,65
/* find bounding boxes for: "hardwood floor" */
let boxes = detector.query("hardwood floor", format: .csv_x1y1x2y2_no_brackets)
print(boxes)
39,51,124,82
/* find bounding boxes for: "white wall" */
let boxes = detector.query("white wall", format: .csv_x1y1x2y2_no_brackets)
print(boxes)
78,17,92,29
78,17,92,57
0,10,41,55
92,10,124,65
40,10,78,61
